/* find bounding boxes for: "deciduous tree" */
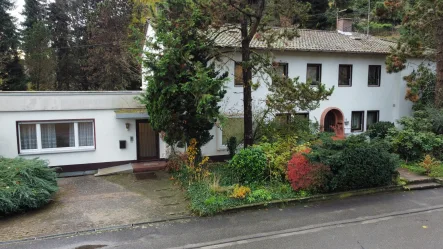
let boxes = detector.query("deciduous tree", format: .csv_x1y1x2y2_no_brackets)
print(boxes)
386,0,443,107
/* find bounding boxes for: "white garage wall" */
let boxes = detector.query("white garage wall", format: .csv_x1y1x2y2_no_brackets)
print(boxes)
0,92,148,167
0,110,138,166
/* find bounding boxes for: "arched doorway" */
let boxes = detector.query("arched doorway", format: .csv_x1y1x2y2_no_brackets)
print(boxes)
320,107,345,139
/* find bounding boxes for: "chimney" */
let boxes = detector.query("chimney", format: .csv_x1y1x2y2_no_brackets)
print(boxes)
337,18,353,32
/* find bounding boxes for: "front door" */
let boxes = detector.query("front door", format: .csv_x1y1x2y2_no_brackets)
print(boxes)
136,120,159,160
324,111,336,132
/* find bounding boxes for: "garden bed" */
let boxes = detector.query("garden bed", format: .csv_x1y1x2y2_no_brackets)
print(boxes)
174,162,403,216
171,135,400,216
174,162,311,216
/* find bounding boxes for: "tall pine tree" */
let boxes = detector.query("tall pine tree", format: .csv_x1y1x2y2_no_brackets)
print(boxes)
0,0,26,90
49,0,72,90
86,0,141,90
22,0,55,90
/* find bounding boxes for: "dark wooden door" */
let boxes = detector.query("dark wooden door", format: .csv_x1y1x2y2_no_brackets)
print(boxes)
324,111,336,132
136,120,159,160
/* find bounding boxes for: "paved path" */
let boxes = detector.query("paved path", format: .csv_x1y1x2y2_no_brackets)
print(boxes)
0,172,189,242
398,168,432,182
3,188,443,249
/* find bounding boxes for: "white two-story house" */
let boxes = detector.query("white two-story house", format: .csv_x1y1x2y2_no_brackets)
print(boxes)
0,19,428,172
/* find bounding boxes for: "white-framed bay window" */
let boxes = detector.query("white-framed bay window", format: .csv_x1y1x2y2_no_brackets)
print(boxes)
17,120,95,154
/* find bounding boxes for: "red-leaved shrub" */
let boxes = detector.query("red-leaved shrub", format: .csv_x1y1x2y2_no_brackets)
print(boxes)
287,151,331,192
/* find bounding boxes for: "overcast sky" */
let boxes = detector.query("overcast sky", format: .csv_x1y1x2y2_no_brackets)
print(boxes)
9,0,25,25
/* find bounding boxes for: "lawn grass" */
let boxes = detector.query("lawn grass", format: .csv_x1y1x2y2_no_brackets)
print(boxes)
400,163,427,175
400,162,443,177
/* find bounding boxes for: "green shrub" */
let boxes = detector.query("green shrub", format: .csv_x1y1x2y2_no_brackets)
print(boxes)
226,136,238,158
247,189,272,203
229,147,267,184
259,136,298,182
309,135,399,191
367,121,395,139
0,157,58,215
388,116,443,161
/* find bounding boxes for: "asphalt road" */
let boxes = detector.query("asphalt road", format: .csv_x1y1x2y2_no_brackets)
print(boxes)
2,188,443,249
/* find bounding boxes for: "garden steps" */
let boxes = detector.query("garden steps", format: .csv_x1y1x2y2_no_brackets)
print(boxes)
94,161,166,177
398,168,443,190
403,182,442,191
398,168,433,184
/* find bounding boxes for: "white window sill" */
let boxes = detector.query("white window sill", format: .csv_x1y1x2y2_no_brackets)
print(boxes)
19,147,95,155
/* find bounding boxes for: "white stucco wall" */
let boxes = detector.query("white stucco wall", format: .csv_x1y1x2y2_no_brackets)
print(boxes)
0,110,138,166
0,92,165,167
194,53,429,157
0,54,430,166
217,51,419,128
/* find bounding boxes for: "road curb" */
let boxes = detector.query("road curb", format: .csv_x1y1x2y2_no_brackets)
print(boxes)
0,186,403,245
219,185,404,214
0,215,194,245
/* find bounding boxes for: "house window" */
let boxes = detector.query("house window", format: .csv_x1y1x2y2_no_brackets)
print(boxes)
222,117,244,145
367,111,380,129
18,120,95,154
19,124,37,150
294,113,309,119
234,62,243,86
351,111,364,132
276,113,291,124
41,123,75,148
275,63,288,78
307,64,322,84
368,65,381,86
338,64,352,86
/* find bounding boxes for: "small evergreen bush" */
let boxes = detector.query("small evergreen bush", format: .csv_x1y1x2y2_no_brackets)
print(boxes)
229,147,267,184
367,121,395,139
308,135,399,191
0,157,58,215
226,136,238,158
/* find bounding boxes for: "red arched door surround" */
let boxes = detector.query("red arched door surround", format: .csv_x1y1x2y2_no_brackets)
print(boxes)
320,107,345,139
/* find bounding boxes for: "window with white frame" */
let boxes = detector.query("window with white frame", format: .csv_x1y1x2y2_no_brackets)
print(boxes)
18,120,95,154
221,117,244,145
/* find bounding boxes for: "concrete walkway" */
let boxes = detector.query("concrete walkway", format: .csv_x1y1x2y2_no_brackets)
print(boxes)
0,171,189,242
398,168,442,190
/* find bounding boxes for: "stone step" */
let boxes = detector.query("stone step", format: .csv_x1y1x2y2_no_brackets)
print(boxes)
132,161,167,173
398,168,434,184
403,177,435,185
404,182,442,191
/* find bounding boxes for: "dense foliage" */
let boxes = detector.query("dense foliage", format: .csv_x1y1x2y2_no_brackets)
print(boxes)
229,147,267,184
287,150,331,192
0,0,26,90
388,113,443,161
308,135,399,191
3,0,145,91
140,0,227,149
386,0,443,107
0,158,58,215
366,121,395,139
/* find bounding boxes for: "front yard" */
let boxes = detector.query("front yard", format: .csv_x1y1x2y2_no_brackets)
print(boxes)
0,172,189,242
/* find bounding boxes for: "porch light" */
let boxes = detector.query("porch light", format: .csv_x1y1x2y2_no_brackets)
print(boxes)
125,123,130,131
344,119,349,126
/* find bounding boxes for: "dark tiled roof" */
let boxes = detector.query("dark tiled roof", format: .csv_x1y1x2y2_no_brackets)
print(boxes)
214,28,396,54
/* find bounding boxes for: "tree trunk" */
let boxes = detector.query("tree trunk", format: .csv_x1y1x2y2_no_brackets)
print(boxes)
435,19,443,108
241,14,253,148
